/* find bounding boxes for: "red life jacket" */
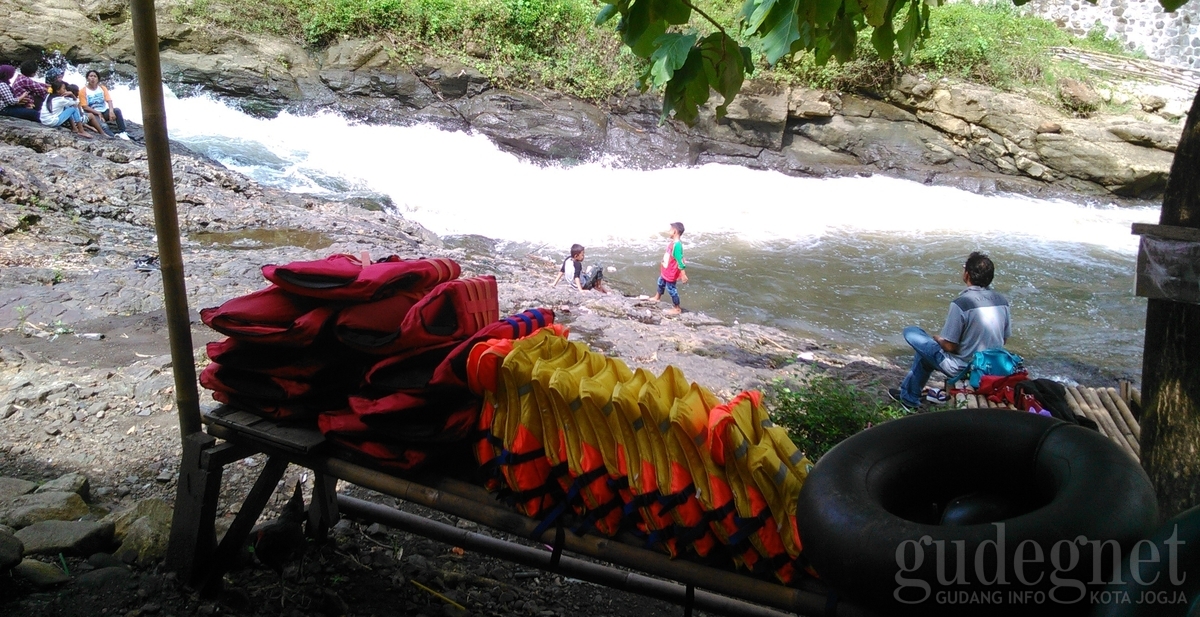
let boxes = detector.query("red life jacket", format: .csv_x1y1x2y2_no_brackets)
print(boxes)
335,276,499,355
200,362,320,401
263,254,461,301
199,286,336,347
205,337,359,380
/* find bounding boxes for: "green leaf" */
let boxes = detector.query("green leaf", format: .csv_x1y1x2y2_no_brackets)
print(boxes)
596,4,619,26
743,0,781,33
813,0,839,25
759,0,801,65
622,0,651,48
894,0,921,63
700,33,747,119
662,48,710,125
860,0,889,27
830,12,857,62
870,19,894,59
740,45,755,75
651,0,692,25
813,34,833,65
649,32,698,87
633,20,669,57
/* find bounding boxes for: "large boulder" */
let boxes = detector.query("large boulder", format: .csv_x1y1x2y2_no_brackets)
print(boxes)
456,90,608,160
102,498,171,543
0,492,89,529
11,558,70,587
695,80,790,150
14,520,114,556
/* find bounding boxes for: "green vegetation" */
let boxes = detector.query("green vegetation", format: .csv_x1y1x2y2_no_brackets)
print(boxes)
166,0,1136,106
767,373,911,461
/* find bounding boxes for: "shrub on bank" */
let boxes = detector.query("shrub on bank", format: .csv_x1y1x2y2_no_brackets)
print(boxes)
768,373,911,462
165,0,1135,108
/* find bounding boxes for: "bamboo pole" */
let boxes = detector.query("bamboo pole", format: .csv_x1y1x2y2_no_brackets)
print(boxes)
1098,388,1141,455
312,458,875,617
1069,387,1129,454
1062,387,1091,423
966,393,979,409
338,496,799,617
1080,387,1137,459
1107,387,1141,441
130,0,201,440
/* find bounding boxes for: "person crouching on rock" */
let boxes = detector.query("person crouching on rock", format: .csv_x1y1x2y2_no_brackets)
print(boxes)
40,80,93,139
551,243,608,293
889,251,1011,410
0,65,39,123
81,69,126,135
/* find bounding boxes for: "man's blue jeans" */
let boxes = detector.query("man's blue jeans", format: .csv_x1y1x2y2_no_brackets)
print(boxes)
900,326,947,406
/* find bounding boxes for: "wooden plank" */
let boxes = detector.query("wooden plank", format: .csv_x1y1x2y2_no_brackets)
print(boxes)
1133,223,1200,243
308,473,340,541
204,405,326,454
165,432,223,586
199,455,289,596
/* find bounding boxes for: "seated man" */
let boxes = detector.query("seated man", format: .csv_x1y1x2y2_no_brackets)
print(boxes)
889,252,1011,410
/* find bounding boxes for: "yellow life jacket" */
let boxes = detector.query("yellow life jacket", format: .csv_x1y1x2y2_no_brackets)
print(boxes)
668,383,760,571
640,366,719,557
709,391,796,583
529,340,591,498
494,329,572,517
567,356,634,536
609,368,679,555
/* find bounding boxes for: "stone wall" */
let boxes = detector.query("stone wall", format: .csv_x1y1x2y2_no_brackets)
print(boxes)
1014,0,1199,70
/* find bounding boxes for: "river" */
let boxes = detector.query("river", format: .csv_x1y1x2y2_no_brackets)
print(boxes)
110,81,1160,386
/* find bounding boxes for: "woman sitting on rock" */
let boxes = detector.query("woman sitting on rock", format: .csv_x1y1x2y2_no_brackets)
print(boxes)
81,69,126,135
67,83,113,137
0,65,40,123
40,79,95,138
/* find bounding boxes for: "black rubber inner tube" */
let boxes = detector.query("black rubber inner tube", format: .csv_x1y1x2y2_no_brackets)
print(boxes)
796,409,1158,617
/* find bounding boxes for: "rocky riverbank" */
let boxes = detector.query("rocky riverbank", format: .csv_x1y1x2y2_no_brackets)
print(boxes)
0,112,894,615
2,0,1195,203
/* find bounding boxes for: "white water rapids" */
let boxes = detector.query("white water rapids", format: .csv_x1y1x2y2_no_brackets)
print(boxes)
106,79,1160,383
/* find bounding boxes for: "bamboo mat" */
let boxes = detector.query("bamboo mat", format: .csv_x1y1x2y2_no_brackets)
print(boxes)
950,384,1142,461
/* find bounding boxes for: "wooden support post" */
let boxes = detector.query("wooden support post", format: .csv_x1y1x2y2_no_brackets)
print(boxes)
165,432,224,585
308,473,340,540
199,455,289,595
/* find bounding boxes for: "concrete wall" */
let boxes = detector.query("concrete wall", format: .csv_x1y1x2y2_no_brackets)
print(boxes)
1015,0,1199,70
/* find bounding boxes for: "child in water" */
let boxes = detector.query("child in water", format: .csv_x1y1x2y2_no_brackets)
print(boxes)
551,244,608,293
650,222,687,315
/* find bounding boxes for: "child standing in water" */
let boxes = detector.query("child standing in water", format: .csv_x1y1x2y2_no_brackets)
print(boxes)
651,222,687,315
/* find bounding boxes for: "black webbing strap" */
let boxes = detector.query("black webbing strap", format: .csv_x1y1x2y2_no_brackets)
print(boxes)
682,584,695,617
549,519,565,570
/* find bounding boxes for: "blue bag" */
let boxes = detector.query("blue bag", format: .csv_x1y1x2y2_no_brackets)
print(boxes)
968,348,1024,389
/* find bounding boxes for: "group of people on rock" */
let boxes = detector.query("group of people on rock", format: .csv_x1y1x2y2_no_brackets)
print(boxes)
0,60,127,139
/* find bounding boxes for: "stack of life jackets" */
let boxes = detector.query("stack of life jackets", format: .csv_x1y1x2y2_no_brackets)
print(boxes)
464,327,815,584
200,252,557,471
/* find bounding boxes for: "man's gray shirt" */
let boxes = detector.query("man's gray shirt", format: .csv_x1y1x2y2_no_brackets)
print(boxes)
938,286,1011,374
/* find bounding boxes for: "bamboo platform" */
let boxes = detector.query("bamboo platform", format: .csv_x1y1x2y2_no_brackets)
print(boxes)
951,383,1142,461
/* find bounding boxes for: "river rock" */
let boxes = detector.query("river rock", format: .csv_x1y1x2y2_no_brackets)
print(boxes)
696,80,789,150
1058,78,1101,113
789,88,836,119
35,472,91,501
12,558,70,587
0,528,23,571
0,477,37,502
102,498,172,541
114,516,169,566
75,565,134,587
14,520,115,556
0,492,90,529
456,90,608,160
1106,123,1180,152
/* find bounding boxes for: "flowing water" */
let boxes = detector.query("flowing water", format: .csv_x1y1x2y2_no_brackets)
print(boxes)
107,80,1159,385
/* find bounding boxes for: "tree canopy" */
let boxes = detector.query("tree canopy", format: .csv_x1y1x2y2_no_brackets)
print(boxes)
596,0,1193,123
